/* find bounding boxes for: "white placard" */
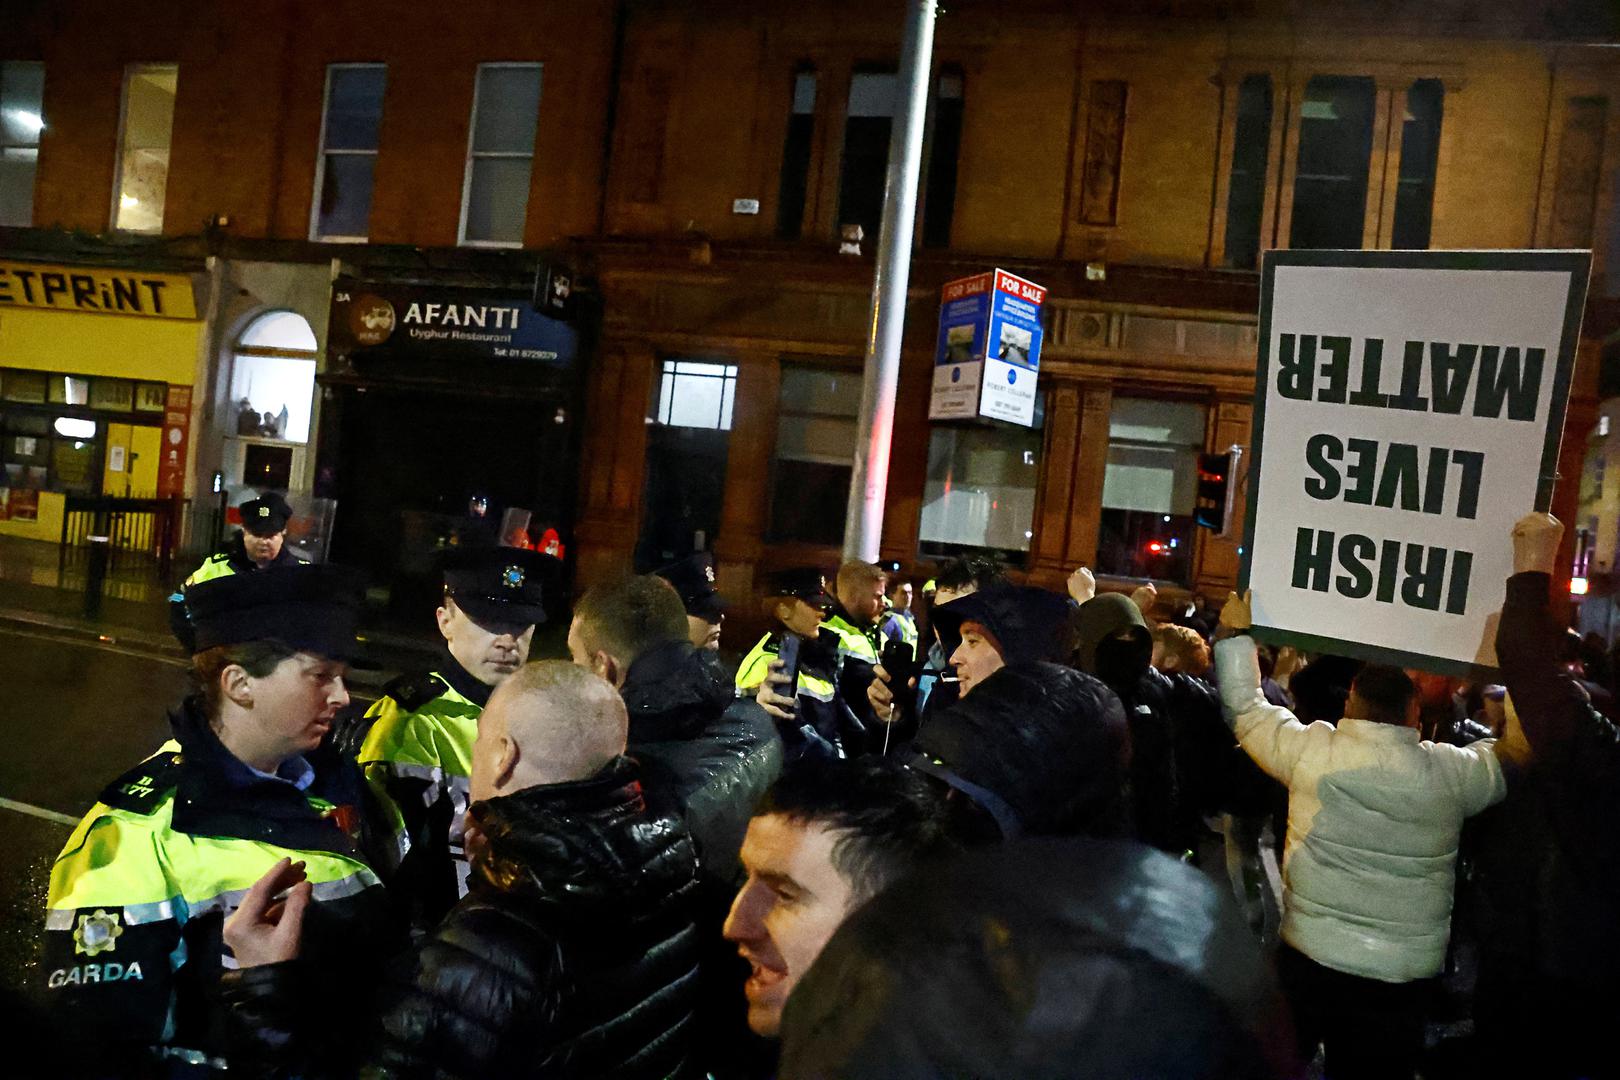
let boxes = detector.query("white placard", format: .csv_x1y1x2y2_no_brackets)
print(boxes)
1242,250,1588,674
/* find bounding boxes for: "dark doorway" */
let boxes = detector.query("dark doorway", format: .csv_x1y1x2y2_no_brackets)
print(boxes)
327,384,573,627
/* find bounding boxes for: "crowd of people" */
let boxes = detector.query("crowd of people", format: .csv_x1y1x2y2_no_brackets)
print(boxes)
25,495,1620,1079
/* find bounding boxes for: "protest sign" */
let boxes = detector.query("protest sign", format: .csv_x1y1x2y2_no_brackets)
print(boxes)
1241,250,1589,674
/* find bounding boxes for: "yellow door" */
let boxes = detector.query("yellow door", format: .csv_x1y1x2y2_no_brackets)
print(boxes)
102,423,132,496
128,425,161,498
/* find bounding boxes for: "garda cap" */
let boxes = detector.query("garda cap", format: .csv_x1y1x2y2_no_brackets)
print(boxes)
763,566,832,607
187,563,364,659
437,545,556,628
655,552,726,621
239,491,293,537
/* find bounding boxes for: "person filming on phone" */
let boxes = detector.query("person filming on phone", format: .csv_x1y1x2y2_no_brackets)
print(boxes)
738,568,861,762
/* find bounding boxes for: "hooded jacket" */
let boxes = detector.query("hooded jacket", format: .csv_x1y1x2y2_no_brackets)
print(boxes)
929,584,1077,667
365,756,703,1079
619,641,783,888
1073,593,1267,852
778,839,1296,1080
911,662,1130,841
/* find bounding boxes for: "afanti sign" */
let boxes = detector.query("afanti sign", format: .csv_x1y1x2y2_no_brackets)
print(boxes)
930,269,1046,427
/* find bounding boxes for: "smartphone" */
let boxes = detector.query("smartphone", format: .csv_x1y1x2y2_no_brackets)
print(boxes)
776,632,803,698
880,639,919,715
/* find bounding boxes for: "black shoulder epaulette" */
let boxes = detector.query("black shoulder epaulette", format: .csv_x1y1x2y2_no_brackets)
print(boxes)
99,752,185,814
381,672,451,713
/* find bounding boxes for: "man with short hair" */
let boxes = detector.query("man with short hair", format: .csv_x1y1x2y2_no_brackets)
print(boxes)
568,573,781,885
224,662,704,1078
723,757,954,1040
1214,590,1515,1079
879,576,917,649
569,574,782,1078
355,546,556,926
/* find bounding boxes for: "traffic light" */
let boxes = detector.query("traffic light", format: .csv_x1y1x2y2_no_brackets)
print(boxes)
1194,451,1233,531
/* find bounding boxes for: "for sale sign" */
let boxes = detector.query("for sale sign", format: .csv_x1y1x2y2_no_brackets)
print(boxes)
1241,250,1589,674
929,269,1046,427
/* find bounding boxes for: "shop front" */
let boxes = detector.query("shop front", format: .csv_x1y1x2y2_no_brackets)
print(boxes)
0,259,202,545
319,275,584,623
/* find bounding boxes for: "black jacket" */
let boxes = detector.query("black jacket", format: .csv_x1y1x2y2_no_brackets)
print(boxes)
778,839,1296,1079
620,641,784,888
362,757,703,1079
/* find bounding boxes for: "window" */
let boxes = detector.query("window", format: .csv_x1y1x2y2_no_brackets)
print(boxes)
1223,75,1272,269
919,404,1044,561
1095,398,1205,583
921,69,964,248
460,63,543,247
1391,80,1443,250
837,70,898,241
311,64,387,241
1550,96,1609,250
1289,75,1375,250
0,61,45,227
776,68,817,239
0,405,100,495
231,310,319,442
768,363,861,546
112,64,178,233
637,359,737,566
836,68,965,245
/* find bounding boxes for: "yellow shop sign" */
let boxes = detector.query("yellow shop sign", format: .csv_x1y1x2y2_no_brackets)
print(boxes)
0,261,198,320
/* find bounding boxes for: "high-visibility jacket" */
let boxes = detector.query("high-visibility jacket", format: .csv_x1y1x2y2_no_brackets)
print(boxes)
354,662,489,928
881,608,919,649
736,630,851,761
169,534,307,650
821,608,884,750
40,699,398,1076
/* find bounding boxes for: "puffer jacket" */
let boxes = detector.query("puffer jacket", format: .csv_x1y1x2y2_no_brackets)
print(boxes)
620,641,784,888
365,756,703,1079
1214,635,1507,982
778,838,1296,1079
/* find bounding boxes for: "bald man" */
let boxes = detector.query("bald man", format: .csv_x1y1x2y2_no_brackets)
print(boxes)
223,663,704,1076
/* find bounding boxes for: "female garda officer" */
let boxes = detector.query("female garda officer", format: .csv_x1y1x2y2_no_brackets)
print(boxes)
38,565,404,1077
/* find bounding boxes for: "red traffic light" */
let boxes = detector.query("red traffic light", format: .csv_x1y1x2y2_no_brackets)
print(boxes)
1146,541,1166,554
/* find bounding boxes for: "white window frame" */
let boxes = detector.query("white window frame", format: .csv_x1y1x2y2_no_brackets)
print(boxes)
308,62,387,243
457,61,543,249
0,60,46,228
110,62,178,234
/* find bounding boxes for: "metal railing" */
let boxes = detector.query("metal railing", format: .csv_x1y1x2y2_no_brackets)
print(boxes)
59,496,186,578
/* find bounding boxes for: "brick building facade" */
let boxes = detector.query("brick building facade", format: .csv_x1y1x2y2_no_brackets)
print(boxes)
3,0,1617,619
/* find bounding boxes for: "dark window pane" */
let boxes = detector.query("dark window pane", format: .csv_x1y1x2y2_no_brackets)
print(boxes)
1289,75,1376,250
1391,79,1443,250
472,65,542,155
921,71,964,249
317,153,376,238
324,66,386,151
770,461,850,546
464,157,533,244
636,425,730,566
1224,74,1272,269
1097,509,1195,582
777,70,817,239
837,71,898,240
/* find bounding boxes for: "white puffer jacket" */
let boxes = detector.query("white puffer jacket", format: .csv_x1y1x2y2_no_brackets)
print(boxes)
1214,636,1507,983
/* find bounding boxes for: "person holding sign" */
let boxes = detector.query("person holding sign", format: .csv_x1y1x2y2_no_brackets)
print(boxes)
1211,589,1518,1080
1467,512,1620,1080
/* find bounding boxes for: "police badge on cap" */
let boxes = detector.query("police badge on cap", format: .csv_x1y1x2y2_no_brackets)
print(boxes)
238,492,293,537
655,552,726,621
436,546,557,628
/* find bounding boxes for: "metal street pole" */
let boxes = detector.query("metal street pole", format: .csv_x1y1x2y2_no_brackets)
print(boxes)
841,0,938,563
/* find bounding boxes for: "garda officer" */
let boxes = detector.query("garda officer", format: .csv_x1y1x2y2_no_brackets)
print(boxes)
169,492,307,650
879,563,919,650
821,560,889,748
353,545,555,927
40,564,402,1076
655,551,727,651
738,567,853,761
